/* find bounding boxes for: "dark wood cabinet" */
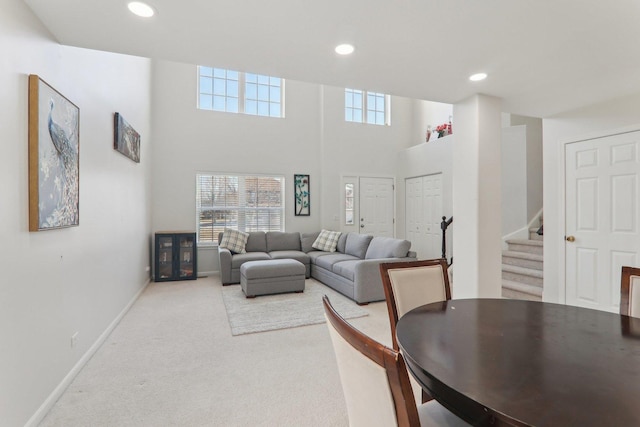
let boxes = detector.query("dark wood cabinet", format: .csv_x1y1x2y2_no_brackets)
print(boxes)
154,232,197,282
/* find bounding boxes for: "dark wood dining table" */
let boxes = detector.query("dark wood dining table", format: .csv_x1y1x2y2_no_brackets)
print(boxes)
396,298,640,426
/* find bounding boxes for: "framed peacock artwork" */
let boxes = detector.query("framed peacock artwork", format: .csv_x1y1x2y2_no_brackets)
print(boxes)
28,75,80,231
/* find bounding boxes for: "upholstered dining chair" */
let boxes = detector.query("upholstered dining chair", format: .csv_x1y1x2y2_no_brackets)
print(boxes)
322,295,470,427
620,266,640,317
379,259,451,351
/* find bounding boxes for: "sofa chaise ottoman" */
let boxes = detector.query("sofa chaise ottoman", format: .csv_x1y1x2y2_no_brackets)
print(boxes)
240,259,306,298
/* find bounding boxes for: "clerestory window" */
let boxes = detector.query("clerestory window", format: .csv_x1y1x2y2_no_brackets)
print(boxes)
198,66,284,118
345,88,390,125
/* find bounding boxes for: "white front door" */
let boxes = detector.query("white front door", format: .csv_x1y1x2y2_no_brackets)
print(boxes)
565,131,640,312
360,177,394,237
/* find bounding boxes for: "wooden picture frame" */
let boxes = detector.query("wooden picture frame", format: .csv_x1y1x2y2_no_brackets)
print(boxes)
114,112,140,163
294,174,310,216
28,75,80,231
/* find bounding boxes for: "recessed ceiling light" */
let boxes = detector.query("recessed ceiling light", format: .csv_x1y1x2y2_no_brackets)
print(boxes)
469,73,487,82
335,44,355,55
128,1,155,17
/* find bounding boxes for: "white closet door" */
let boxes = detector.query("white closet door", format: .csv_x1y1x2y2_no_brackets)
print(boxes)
565,131,640,312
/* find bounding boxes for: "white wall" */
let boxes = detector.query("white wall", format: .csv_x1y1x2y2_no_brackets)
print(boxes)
501,125,528,236
543,92,640,304
319,86,415,230
511,115,543,222
452,94,503,298
151,64,422,273
0,0,152,425
411,99,454,145
151,60,324,274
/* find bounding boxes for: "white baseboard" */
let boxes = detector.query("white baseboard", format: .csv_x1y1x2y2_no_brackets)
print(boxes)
198,270,218,278
25,279,151,427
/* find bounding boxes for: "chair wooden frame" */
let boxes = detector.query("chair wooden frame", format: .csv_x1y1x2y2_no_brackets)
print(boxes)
379,259,451,351
621,266,640,316
322,295,421,426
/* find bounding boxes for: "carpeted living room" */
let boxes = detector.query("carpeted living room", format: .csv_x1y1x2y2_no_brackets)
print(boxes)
6,0,640,426
39,276,396,426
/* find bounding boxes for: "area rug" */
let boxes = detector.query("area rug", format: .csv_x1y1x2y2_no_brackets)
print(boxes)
221,279,369,336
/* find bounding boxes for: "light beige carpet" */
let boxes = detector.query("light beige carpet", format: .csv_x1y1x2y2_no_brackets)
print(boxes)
222,279,368,335
38,276,395,427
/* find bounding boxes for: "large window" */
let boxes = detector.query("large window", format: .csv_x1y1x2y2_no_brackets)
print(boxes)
345,88,390,125
196,174,285,244
198,66,284,118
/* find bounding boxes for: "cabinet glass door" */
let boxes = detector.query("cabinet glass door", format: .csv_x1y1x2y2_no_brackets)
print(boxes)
179,235,195,278
158,235,174,279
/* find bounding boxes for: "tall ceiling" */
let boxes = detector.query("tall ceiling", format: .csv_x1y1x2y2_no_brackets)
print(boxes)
24,0,640,117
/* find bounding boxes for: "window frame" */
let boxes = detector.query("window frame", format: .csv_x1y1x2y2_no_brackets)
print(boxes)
345,88,390,126
195,173,286,246
197,66,285,118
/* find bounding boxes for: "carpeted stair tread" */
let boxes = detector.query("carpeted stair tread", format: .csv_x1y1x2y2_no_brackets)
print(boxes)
502,279,543,297
502,251,543,262
502,264,544,278
506,239,543,247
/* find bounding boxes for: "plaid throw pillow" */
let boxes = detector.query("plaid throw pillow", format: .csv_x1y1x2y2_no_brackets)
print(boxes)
220,228,249,254
312,229,342,252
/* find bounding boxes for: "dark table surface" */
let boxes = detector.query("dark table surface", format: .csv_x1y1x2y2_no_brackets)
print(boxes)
396,298,640,427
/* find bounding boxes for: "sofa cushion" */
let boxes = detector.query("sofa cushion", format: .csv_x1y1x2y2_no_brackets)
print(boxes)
315,253,359,271
312,229,342,252
332,260,359,281
307,251,332,262
269,250,310,265
345,233,373,259
220,228,249,254
230,252,271,268
245,232,267,252
365,237,411,259
336,232,348,253
301,232,320,253
266,231,301,252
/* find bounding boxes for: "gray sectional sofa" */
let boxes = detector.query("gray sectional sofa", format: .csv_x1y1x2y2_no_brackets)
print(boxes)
218,231,417,304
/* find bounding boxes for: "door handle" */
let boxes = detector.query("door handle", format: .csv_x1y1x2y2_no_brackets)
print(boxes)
566,235,575,242
360,224,365,228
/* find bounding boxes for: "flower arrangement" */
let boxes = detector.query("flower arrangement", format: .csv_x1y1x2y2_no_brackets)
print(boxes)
426,117,453,142
435,120,452,138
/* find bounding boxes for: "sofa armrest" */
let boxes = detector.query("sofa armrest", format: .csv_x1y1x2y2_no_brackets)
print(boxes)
218,247,233,284
352,258,413,303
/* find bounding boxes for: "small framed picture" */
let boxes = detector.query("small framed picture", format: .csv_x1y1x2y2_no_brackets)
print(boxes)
114,112,140,163
294,174,310,216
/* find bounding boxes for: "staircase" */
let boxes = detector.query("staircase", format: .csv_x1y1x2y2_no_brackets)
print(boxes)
502,227,543,301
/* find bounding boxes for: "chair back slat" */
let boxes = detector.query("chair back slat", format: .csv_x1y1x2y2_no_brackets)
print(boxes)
380,259,451,350
323,296,420,427
621,266,640,318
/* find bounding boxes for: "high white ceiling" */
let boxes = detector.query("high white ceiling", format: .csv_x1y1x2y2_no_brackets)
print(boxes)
24,0,640,117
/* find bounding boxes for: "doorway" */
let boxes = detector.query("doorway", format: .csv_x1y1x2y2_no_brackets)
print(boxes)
406,173,443,259
359,177,394,237
565,130,640,312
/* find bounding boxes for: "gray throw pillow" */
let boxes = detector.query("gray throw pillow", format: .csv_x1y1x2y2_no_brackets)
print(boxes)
345,233,373,259
365,237,411,259
336,232,348,253
301,232,320,253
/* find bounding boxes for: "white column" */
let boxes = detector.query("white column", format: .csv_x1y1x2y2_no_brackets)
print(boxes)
452,94,502,298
